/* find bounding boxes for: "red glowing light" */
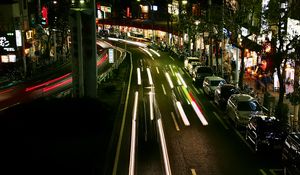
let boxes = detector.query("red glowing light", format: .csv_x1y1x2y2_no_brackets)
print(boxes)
42,77,72,92
25,73,71,92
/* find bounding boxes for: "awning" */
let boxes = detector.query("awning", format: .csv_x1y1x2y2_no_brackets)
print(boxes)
242,37,262,52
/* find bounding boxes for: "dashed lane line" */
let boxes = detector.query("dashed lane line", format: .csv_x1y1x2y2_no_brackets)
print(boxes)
171,112,180,131
191,169,197,175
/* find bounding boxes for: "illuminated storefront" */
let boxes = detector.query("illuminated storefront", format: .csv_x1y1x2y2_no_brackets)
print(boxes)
0,32,19,63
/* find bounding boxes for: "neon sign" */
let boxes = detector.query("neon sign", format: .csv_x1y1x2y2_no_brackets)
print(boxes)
0,32,17,55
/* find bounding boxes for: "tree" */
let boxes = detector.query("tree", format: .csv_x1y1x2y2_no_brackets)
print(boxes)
264,0,300,127
224,0,262,88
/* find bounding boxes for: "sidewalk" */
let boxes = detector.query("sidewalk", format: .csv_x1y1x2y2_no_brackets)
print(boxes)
243,73,294,116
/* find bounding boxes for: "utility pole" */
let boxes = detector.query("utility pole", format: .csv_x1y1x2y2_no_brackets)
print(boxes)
70,0,97,98
208,0,213,67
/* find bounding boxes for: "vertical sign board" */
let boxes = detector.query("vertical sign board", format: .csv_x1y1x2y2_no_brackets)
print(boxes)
109,48,114,63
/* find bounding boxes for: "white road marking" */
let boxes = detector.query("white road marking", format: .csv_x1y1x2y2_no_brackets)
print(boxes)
234,129,254,153
213,112,229,130
161,84,167,95
191,169,197,175
156,67,160,74
259,169,267,175
171,112,180,131
169,56,175,61
147,68,153,85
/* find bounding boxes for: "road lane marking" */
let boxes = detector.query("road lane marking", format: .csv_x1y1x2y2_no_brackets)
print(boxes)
192,85,200,94
156,66,160,74
0,102,20,112
234,128,254,153
213,112,229,130
171,112,180,131
169,56,175,61
259,169,267,175
113,52,132,175
169,65,175,76
161,84,167,95
147,68,153,85
191,169,197,175
165,72,174,89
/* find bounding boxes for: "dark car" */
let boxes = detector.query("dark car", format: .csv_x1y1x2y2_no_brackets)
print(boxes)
214,84,239,107
245,114,288,152
192,66,213,87
282,132,300,175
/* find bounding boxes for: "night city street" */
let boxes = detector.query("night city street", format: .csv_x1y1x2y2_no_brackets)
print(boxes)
1,0,300,175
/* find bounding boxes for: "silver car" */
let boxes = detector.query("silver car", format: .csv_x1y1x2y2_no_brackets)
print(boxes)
202,76,226,97
226,94,263,128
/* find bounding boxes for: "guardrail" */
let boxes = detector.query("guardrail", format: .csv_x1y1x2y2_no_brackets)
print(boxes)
97,46,127,84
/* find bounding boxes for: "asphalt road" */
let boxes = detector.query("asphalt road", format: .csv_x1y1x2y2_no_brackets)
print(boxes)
115,41,286,175
0,39,287,175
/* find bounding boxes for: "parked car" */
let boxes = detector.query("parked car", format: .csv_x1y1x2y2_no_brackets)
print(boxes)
214,84,240,108
227,94,263,128
184,57,200,70
192,66,214,87
282,132,300,175
245,114,287,152
203,76,226,97
188,62,202,75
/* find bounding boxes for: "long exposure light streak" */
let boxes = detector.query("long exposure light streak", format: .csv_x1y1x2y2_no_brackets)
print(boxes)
129,92,139,175
137,68,141,85
165,72,174,89
147,68,153,85
25,73,71,92
176,101,190,126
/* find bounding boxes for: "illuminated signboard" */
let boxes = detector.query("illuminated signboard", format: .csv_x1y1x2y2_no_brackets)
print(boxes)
0,32,17,54
109,48,114,63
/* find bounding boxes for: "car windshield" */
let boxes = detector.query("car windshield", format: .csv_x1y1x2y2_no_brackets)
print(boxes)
197,67,213,74
222,87,239,99
237,101,261,111
210,80,224,86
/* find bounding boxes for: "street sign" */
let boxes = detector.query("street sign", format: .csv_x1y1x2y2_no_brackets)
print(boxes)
109,48,114,63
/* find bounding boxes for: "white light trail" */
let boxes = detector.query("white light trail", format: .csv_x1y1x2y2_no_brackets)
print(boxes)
150,48,161,57
169,65,175,76
140,47,153,57
121,39,147,47
191,101,208,126
161,84,167,95
137,68,141,85
157,119,172,175
176,101,190,126
165,72,174,89
129,92,139,175
149,91,154,121
147,68,153,85
171,112,180,131
176,73,187,88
